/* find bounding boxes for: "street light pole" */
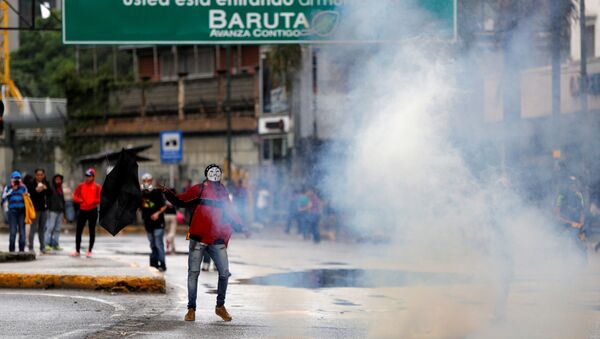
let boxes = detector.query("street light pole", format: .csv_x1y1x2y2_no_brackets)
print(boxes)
580,0,588,116
225,45,232,184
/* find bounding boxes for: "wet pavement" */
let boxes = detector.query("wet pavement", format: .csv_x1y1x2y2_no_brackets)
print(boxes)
2,228,600,338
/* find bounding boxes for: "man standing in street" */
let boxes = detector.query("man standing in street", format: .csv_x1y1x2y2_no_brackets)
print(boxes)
162,164,243,323
140,173,167,272
2,171,27,252
72,168,101,258
555,176,587,256
26,169,51,253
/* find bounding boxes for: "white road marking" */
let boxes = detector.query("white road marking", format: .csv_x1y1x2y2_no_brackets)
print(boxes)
0,291,126,312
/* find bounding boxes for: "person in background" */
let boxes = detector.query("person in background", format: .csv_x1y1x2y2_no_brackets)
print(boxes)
0,181,7,226
305,187,322,244
44,174,65,251
255,184,271,225
233,179,249,227
26,169,51,254
140,173,167,271
164,198,178,255
181,179,194,225
285,188,302,234
555,176,587,257
162,164,243,323
2,171,27,252
22,174,34,249
71,168,101,258
63,182,75,224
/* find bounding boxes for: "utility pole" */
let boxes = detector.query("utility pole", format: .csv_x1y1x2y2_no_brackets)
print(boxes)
225,45,232,184
580,0,593,183
551,0,561,156
580,0,588,116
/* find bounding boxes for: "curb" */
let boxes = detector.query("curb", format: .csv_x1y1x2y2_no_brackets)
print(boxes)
0,252,36,263
0,273,166,293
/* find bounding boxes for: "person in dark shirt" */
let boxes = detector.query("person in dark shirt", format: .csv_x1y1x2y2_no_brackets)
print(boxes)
141,173,167,272
44,174,65,251
26,169,51,253
555,176,586,256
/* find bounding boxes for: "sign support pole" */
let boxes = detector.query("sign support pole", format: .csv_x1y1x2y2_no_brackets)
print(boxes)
169,164,175,188
226,45,232,184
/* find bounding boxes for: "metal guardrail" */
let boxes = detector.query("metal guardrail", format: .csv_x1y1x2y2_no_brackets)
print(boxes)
3,97,67,127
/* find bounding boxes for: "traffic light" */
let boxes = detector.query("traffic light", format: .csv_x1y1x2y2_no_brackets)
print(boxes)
265,119,285,131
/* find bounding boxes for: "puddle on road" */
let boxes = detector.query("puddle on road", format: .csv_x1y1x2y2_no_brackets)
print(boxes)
235,269,471,289
334,299,361,306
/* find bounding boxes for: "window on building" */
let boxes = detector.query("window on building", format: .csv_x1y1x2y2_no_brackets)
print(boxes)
261,137,287,162
160,46,214,81
160,52,176,80
262,139,271,161
586,24,595,59
195,47,215,76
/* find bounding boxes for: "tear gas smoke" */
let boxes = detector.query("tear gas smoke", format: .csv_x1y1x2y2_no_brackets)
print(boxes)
309,1,594,338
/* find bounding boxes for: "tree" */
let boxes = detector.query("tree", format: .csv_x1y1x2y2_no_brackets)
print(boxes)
9,12,134,163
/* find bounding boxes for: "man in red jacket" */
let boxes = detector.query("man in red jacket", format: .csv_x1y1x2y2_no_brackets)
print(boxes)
71,168,102,258
162,164,242,323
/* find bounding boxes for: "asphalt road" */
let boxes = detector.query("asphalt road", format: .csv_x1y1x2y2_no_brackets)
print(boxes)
3,229,600,338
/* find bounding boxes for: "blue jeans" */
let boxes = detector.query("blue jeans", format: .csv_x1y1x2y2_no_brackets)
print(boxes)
44,211,62,247
29,210,47,251
188,240,231,309
8,209,25,252
146,228,166,269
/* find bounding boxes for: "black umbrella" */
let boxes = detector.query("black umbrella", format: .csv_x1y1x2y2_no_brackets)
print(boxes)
99,149,142,236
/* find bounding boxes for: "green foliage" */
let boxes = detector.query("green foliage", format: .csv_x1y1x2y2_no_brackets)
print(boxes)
10,12,134,164
11,18,72,98
268,44,302,90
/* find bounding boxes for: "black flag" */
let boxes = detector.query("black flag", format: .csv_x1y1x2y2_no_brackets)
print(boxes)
99,149,142,236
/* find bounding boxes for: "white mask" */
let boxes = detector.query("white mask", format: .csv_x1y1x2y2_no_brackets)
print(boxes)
206,167,222,182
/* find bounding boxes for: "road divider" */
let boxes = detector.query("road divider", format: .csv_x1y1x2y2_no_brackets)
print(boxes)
0,272,166,293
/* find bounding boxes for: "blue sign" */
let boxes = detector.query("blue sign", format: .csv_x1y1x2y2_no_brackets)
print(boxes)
160,131,183,164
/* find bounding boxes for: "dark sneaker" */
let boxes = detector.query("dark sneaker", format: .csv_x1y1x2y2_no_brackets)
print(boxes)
215,306,232,322
184,308,195,322
158,267,167,272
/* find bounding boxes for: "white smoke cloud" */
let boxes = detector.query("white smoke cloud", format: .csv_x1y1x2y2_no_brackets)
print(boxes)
312,1,591,337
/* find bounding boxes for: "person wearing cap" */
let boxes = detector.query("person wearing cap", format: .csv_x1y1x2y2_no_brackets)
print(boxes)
162,164,243,323
72,168,102,258
140,173,168,272
1,171,28,252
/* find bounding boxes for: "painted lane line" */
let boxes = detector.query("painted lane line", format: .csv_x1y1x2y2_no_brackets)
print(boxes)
0,291,127,312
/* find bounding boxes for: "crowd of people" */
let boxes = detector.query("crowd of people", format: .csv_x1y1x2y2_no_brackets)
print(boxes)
0,163,339,271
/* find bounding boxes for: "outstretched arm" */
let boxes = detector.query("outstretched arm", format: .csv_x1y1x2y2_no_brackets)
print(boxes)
163,185,200,208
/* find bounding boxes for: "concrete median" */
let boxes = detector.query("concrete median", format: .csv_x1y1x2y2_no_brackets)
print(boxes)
0,272,165,293
0,240,166,294
0,252,36,263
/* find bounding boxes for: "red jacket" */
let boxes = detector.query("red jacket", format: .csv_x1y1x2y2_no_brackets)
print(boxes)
165,181,241,246
73,181,102,211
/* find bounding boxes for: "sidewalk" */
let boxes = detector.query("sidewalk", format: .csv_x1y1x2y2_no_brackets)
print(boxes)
0,242,165,293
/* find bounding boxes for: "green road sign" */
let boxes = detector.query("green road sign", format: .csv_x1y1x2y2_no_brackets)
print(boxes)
63,0,456,44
